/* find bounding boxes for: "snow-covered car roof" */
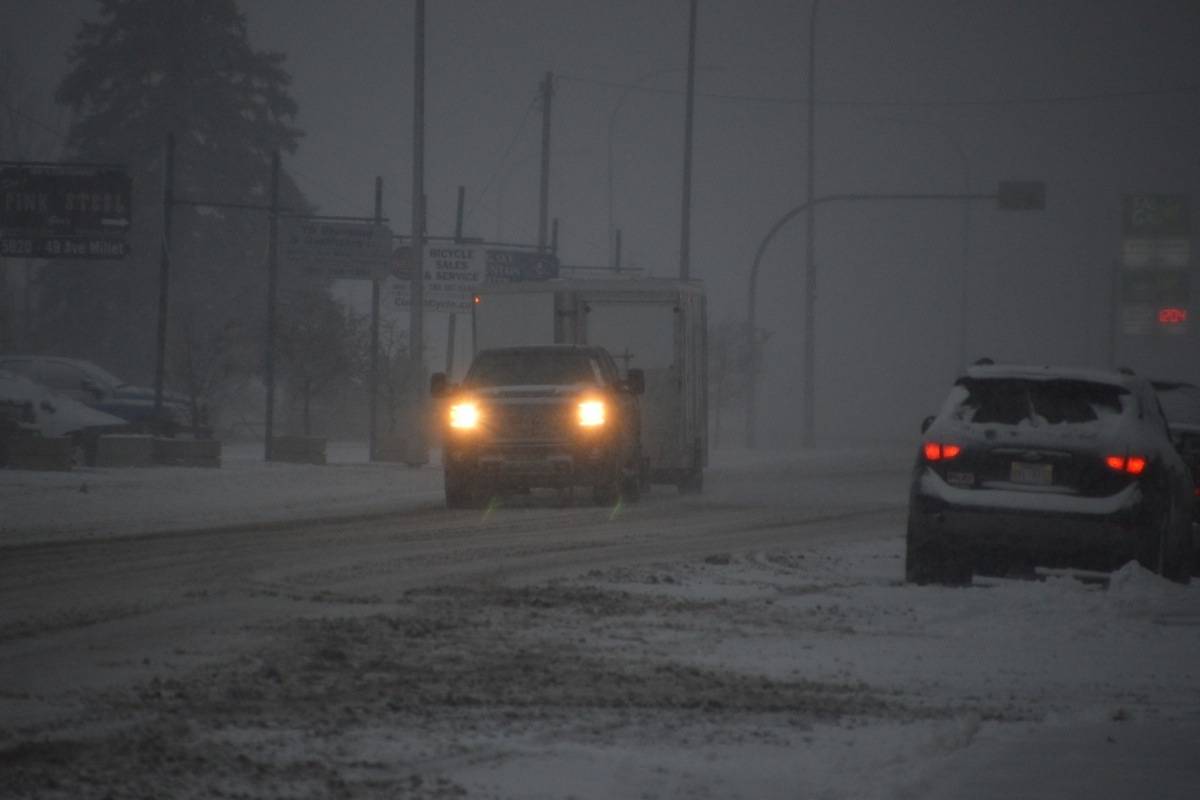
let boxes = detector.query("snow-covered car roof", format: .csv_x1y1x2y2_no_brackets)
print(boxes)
0,353,125,387
962,363,1140,389
0,369,128,438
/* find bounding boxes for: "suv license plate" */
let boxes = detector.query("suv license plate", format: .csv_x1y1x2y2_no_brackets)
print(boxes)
1010,461,1053,485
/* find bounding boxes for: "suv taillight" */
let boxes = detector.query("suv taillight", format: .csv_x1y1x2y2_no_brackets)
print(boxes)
923,442,961,462
1105,454,1147,475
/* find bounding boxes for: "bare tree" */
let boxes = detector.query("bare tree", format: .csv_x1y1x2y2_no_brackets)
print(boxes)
274,288,367,436
168,307,256,433
708,315,771,449
375,318,420,439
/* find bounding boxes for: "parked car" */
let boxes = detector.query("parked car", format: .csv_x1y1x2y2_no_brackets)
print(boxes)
1152,380,1200,523
906,363,1194,585
430,345,645,508
0,354,194,432
0,369,132,466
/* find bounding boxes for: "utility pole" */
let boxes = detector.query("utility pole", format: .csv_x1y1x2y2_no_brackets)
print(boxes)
368,176,382,461
408,0,427,465
679,0,698,281
263,150,280,461
448,185,465,376
154,131,175,419
802,0,820,448
538,71,553,253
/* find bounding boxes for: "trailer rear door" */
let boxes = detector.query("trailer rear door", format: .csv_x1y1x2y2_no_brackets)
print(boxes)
582,299,685,470
472,290,556,352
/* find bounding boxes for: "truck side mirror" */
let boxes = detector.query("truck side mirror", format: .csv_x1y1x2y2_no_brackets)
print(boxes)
430,372,449,398
625,368,645,395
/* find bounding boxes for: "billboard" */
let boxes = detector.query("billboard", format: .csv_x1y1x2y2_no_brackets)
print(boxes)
392,246,559,312
281,219,392,281
1119,193,1191,336
392,244,487,312
0,163,131,259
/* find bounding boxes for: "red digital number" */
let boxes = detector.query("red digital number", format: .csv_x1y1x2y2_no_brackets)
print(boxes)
1157,307,1188,325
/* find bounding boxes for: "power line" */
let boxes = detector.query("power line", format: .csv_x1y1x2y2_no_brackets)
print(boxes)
0,98,70,144
286,163,365,214
463,93,540,226
558,72,1200,109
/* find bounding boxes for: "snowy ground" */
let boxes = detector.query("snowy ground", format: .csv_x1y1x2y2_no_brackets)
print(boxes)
0,441,445,546
2,443,1199,798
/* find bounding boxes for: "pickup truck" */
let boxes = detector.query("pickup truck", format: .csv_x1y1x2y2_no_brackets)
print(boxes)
470,278,708,492
430,345,645,508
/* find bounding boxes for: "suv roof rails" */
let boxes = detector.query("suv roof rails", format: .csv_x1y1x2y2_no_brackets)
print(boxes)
1117,366,1136,376
972,357,995,366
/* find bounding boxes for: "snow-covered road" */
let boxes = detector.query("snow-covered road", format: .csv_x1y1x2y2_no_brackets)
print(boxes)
2,443,1198,798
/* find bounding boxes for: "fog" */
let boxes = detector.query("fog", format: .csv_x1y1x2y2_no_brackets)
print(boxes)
4,0,1198,446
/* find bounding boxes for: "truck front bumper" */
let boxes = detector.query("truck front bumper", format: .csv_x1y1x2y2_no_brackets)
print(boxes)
445,441,619,489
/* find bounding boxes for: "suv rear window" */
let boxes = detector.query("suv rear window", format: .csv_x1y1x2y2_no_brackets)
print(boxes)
466,351,601,387
948,378,1128,426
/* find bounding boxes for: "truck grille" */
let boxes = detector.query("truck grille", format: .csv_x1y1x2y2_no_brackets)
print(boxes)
486,401,573,442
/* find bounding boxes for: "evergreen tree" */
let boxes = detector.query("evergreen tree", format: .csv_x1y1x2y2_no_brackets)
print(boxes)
43,0,309,403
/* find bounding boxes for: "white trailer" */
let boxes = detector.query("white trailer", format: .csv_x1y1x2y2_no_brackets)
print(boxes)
471,278,708,492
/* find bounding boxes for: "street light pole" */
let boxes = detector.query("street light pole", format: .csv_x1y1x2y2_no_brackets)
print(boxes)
679,0,698,281
801,0,820,448
154,131,174,420
745,202,808,449
747,190,998,449
537,71,553,254
408,0,427,465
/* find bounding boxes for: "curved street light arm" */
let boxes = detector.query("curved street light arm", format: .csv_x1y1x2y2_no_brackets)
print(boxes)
744,190,996,448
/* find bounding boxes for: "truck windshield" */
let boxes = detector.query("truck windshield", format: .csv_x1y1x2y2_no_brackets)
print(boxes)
466,351,600,387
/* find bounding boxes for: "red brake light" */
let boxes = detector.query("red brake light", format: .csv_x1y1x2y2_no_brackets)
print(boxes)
923,442,961,462
1105,454,1147,475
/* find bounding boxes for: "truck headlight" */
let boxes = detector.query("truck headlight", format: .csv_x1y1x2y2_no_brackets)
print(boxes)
449,401,481,429
577,399,606,427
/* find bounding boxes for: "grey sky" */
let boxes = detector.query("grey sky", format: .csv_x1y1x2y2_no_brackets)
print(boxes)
5,0,1198,443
